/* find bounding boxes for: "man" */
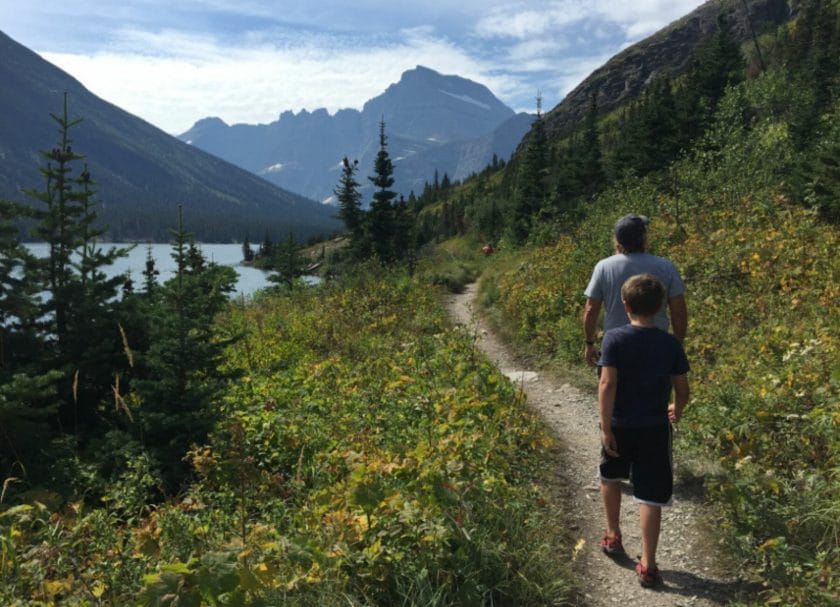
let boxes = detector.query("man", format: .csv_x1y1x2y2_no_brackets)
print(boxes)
583,214,687,365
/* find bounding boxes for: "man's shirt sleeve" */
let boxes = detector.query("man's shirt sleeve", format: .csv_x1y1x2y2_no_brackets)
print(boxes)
665,260,687,298
584,261,604,300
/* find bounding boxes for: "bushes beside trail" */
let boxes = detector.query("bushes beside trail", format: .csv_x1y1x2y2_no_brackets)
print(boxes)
479,79,840,605
1,269,573,606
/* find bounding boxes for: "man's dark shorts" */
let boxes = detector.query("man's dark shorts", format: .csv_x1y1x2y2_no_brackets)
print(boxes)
600,424,673,506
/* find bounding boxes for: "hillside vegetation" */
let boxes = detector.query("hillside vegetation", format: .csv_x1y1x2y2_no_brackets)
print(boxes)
456,4,839,605
0,267,573,605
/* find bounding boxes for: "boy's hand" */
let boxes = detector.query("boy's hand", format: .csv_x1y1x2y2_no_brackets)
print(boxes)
668,402,682,423
600,428,619,457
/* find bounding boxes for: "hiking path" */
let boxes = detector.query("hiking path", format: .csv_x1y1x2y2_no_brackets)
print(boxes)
447,283,752,606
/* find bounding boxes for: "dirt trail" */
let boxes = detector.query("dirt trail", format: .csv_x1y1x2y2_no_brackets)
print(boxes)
447,284,751,607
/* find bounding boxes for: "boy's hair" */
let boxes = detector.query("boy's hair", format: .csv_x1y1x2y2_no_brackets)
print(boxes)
621,274,665,317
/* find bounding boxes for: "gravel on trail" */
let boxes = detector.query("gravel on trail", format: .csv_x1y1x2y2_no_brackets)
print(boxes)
447,284,758,607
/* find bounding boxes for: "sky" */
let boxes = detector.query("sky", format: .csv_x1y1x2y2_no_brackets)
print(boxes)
1,1,707,135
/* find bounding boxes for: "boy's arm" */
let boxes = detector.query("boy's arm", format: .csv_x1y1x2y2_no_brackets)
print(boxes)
669,374,689,423
598,366,619,456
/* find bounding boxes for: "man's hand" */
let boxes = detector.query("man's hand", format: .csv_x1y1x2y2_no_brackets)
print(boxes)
668,402,683,424
600,428,619,457
584,343,600,366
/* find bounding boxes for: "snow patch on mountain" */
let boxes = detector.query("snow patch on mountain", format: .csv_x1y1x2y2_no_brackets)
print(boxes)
439,90,491,111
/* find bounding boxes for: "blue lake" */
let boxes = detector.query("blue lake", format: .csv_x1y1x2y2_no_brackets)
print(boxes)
24,243,277,298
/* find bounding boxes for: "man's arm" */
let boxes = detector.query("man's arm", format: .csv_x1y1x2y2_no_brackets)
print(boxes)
599,366,619,456
583,297,601,366
669,374,689,423
668,294,687,343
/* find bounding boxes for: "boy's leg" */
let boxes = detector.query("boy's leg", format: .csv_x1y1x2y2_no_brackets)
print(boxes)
639,503,662,569
601,479,622,538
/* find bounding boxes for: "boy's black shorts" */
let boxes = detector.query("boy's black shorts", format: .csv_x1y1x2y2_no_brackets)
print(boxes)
600,424,673,506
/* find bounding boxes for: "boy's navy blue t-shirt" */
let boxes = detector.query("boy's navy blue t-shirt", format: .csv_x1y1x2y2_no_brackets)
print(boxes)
598,325,689,428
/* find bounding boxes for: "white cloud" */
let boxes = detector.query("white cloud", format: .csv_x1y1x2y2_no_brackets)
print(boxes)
592,0,706,39
508,38,570,63
41,26,514,135
475,2,589,39
474,0,703,41
17,0,709,133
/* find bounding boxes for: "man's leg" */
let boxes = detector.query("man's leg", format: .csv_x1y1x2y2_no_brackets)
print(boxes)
639,503,662,569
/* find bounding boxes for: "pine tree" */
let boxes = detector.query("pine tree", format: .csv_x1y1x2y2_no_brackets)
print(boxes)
509,95,548,245
268,231,303,289
334,157,365,254
806,112,840,222
259,232,274,260
675,11,744,146
132,208,237,490
368,119,398,262
0,199,60,474
241,236,254,263
577,92,605,196
142,244,159,295
23,94,131,431
0,201,39,348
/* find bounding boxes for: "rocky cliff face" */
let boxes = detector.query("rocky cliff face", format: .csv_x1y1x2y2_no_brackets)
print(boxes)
539,0,794,140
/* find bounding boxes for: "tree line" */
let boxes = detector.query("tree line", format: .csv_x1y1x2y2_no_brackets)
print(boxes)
415,1,839,249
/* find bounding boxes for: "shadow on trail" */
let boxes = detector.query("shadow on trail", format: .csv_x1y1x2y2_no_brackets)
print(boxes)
605,552,763,603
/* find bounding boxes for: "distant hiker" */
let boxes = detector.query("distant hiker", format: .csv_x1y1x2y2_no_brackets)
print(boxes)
596,274,690,588
582,214,686,366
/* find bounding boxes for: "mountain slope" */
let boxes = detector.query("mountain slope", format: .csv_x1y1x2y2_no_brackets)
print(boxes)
0,31,340,242
540,0,794,139
179,66,530,203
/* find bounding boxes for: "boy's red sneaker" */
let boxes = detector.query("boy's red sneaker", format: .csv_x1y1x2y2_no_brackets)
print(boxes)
598,532,624,555
635,560,663,588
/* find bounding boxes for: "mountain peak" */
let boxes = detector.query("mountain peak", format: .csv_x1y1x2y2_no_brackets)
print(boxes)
401,65,440,80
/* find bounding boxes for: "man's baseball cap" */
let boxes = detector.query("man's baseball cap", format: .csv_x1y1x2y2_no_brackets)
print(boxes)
614,214,649,247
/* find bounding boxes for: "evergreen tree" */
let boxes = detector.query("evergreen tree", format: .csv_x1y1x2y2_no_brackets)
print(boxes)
334,157,365,254
675,11,744,146
0,199,60,475
23,94,131,431
806,110,840,222
132,208,237,491
786,0,840,149
609,77,680,178
268,231,304,289
259,232,274,260
509,96,548,245
0,201,39,356
142,244,159,295
368,119,398,262
577,92,605,196
241,236,254,263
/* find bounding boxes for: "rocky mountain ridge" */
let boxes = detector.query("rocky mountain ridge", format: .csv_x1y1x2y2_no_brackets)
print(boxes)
179,66,532,203
539,0,795,140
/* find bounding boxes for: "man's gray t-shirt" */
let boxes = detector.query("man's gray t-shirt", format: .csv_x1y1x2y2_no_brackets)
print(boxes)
584,252,686,332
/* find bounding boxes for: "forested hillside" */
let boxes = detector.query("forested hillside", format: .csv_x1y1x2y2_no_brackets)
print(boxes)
414,1,837,603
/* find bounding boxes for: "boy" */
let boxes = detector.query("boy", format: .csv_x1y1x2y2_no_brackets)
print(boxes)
596,273,690,588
